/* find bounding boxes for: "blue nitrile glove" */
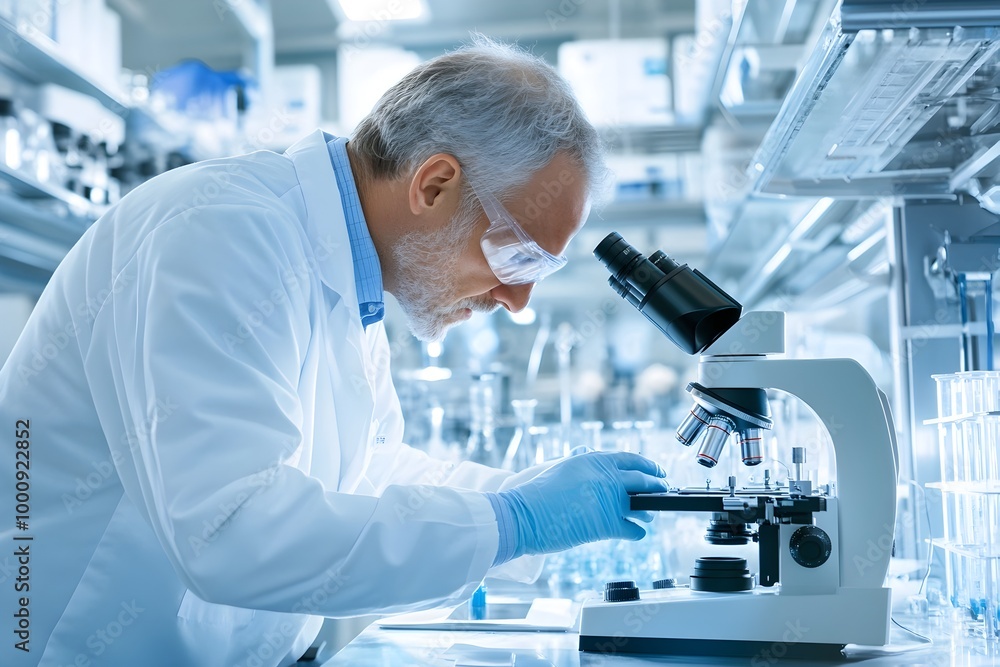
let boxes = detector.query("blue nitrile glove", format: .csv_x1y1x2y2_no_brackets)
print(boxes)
486,451,668,565
496,446,594,494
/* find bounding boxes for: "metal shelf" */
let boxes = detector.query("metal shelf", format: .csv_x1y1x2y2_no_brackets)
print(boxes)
0,17,210,161
747,9,1000,198
931,538,1000,559
591,198,705,224
0,17,129,117
927,481,1000,495
0,162,106,219
600,124,703,154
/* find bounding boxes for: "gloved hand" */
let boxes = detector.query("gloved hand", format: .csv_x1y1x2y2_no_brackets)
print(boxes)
496,446,593,493
488,451,668,562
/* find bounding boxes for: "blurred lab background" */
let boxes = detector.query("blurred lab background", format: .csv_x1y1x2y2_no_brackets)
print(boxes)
1,0,1000,652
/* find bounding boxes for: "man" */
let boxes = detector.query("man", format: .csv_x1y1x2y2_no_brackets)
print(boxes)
0,38,667,666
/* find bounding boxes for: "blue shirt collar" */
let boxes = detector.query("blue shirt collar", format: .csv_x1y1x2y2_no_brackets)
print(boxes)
326,136,385,329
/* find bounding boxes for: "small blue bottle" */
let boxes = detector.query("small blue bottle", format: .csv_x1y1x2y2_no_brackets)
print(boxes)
469,583,487,621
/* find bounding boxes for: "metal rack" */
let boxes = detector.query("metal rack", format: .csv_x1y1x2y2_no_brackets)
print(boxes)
0,15,225,292
707,0,1000,311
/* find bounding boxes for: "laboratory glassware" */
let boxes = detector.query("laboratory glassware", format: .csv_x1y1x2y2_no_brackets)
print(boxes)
930,371,1000,640
0,98,22,171
503,398,538,471
466,373,502,468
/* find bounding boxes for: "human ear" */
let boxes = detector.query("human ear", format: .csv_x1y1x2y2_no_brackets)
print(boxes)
407,153,462,216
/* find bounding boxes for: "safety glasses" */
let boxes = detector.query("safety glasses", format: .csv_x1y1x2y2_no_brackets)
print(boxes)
469,181,568,286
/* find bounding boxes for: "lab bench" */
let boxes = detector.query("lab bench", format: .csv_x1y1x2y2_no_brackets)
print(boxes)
320,612,1000,666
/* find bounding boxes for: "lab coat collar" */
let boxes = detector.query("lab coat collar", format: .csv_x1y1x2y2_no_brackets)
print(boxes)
285,130,359,313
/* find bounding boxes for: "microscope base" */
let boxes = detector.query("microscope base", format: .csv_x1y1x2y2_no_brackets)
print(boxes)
578,635,845,659
578,586,891,657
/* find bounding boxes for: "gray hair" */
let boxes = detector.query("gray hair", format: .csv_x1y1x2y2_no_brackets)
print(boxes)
350,35,606,218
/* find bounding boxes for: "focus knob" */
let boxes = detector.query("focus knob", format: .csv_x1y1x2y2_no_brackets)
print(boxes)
789,526,832,569
652,578,677,590
603,580,640,602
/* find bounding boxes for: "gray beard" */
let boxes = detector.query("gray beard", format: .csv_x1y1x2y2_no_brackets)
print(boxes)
391,210,500,342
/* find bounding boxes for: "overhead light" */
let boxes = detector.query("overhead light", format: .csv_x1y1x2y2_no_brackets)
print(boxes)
335,0,428,22
847,228,887,263
425,340,443,359
788,197,834,243
761,243,792,279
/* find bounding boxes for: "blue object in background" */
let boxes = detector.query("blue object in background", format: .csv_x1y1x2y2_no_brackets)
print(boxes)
152,60,256,120
469,583,487,621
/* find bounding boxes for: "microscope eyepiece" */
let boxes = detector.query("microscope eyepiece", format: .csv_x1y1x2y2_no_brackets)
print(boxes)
593,232,742,355
595,233,773,468
594,232,644,280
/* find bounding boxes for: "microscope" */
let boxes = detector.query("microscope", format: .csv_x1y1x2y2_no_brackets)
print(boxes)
578,233,899,659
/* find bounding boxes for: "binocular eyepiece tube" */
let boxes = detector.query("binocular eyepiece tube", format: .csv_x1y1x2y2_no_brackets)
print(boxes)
594,232,773,469
594,232,742,356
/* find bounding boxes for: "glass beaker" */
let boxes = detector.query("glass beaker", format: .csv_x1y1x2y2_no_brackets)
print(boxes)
466,373,502,468
503,399,538,471
528,426,551,465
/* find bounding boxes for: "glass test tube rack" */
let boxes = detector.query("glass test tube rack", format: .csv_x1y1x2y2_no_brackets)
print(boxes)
928,371,1000,639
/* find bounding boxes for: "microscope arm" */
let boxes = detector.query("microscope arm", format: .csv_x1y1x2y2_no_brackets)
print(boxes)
698,357,898,590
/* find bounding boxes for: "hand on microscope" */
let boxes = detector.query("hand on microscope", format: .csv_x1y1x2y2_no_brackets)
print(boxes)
495,445,594,492
486,452,668,565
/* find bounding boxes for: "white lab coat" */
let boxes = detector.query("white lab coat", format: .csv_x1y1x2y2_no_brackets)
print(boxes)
0,130,536,666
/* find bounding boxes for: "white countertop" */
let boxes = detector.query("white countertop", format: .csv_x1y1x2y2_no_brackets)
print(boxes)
320,612,1000,666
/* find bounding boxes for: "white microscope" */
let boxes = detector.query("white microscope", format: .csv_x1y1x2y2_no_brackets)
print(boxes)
579,233,899,659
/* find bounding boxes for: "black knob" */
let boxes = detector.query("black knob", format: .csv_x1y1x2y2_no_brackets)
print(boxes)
603,580,640,602
652,578,676,590
689,556,754,592
789,526,832,569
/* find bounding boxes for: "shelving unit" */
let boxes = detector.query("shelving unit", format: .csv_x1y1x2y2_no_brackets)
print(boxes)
599,124,702,155
929,372,1000,640
0,17,115,290
593,198,704,224
0,17,129,115
0,162,106,218
0,14,218,291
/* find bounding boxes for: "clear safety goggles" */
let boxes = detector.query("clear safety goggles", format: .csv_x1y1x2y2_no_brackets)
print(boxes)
470,182,568,286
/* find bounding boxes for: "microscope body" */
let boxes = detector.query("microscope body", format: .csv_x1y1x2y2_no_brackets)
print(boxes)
578,312,900,658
